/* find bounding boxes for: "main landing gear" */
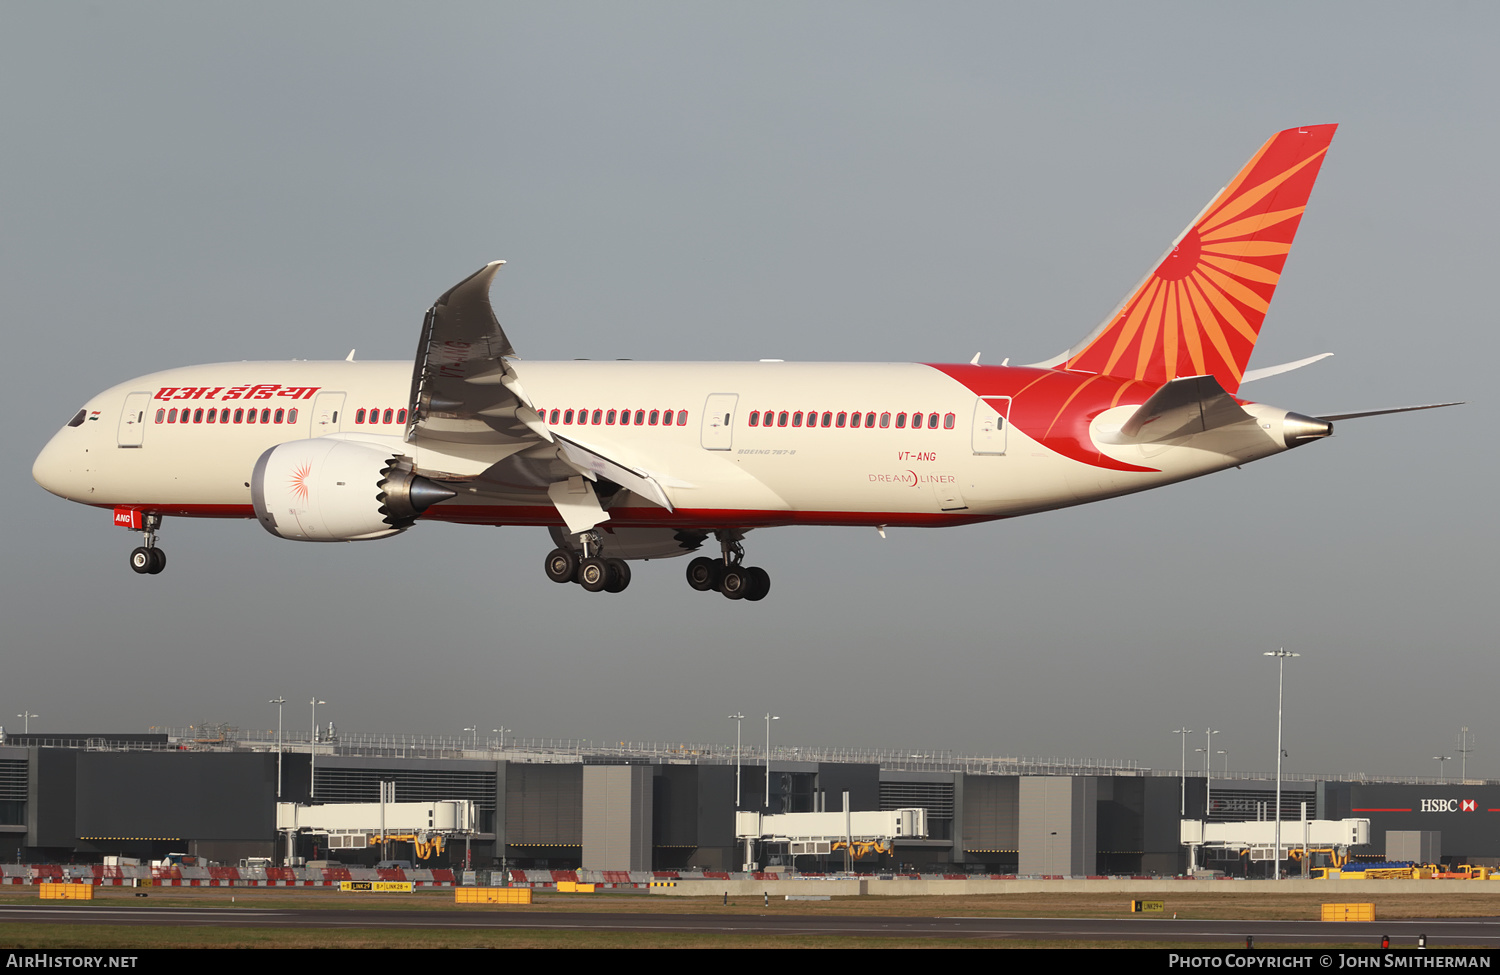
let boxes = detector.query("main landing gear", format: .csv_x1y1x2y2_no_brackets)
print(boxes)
128,514,166,575
544,530,631,593
685,532,770,601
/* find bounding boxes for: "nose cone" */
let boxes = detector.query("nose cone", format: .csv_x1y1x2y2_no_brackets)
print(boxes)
33,430,81,499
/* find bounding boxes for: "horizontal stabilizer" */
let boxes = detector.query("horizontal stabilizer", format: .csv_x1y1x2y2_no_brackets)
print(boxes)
1105,375,1255,445
1317,402,1464,421
1241,353,1333,383
553,434,676,512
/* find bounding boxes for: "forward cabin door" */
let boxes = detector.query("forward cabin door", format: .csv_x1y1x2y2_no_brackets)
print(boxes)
971,396,1011,455
117,392,152,447
701,393,739,450
310,392,346,437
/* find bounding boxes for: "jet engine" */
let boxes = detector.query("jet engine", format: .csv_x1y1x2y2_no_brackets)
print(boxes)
250,438,454,542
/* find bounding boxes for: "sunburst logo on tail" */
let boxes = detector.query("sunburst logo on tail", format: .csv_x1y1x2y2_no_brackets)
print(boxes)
289,462,312,504
1064,124,1337,394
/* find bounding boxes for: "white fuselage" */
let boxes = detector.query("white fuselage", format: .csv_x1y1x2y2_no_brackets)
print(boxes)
34,358,1302,535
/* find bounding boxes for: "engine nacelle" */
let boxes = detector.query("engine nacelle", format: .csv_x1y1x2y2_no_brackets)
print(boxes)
251,438,454,542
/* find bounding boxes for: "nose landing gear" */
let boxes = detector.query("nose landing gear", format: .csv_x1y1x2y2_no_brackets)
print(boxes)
126,513,166,575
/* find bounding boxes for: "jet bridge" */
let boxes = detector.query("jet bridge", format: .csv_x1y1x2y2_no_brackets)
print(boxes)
1180,817,1370,874
736,806,927,870
276,798,476,862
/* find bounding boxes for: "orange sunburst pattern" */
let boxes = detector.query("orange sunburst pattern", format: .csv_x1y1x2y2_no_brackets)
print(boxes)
289,462,312,504
1064,124,1337,394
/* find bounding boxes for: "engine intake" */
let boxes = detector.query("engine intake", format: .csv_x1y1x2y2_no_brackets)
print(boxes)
251,438,454,542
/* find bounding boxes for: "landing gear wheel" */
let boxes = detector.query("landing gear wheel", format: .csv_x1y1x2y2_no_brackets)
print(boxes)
129,547,152,574
720,565,749,600
578,557,610,592
147,548,166,575
744,566,770,601
686,556,720,592
544,548,578,584
604,558,631,593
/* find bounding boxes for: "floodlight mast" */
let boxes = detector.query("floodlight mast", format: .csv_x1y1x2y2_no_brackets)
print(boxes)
729,713,745,808
1264,649,1299,880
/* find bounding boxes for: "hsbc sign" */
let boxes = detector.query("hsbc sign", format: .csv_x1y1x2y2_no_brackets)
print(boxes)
1421,798,1478,812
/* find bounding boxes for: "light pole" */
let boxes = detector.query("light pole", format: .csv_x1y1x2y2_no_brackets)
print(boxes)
310,698,326,798
269,697,286,798
729,713,745,808
492,727,510,751
464,726,478,749
1458,726,1474,783
1264,649,1299,879
1173,728,1192,817
1200,728,1219,820
1433,755,1452,781
16,712,38,734
764,714,779,809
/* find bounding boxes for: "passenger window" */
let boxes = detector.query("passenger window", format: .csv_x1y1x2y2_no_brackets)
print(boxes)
355,409,365,424
564,409,574,424
677,411,687,425
836,412,847,428
821,411,832,427
866,412,876,428
245,409,254,424
649,410,659,425
635,410,645,424
778,411,788,427
274,409,284,423
592,409,602,424
607,410,617,424
397,409,407,423
382,409,393,424
193,408,204,423
944,412,956,429
168,408,178,423
896,413,906,428
792,411,802,427
850,412,860,428
234,408,244,423
288,408,299,423
550,409,560,423
207,409,217,423
749,411,759,427
155,409,165,423
929,412,939,429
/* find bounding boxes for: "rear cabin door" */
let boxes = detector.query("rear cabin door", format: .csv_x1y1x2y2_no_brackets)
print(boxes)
971,396,1011,455
701,393,739,450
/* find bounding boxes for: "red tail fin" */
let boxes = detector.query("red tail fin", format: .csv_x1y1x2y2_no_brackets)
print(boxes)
1055,125,1337,394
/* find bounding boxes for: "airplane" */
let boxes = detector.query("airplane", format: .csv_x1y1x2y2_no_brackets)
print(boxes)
32,123,1456,600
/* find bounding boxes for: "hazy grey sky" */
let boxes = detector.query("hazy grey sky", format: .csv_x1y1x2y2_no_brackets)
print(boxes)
4,2,1493,779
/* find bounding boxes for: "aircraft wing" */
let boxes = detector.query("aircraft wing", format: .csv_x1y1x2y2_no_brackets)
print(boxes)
404,262,676,526
406,261,551,446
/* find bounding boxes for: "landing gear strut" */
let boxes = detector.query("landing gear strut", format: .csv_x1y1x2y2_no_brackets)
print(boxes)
686,531,770,601
128,514,166,575
544,529,632,593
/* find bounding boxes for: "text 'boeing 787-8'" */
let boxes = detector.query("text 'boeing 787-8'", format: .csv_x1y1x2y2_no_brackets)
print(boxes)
33,124,1456,600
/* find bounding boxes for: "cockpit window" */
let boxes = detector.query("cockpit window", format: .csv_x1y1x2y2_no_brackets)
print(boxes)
66,409,86,428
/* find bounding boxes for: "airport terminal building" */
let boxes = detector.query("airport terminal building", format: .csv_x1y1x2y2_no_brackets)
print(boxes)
2,730,1496,876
